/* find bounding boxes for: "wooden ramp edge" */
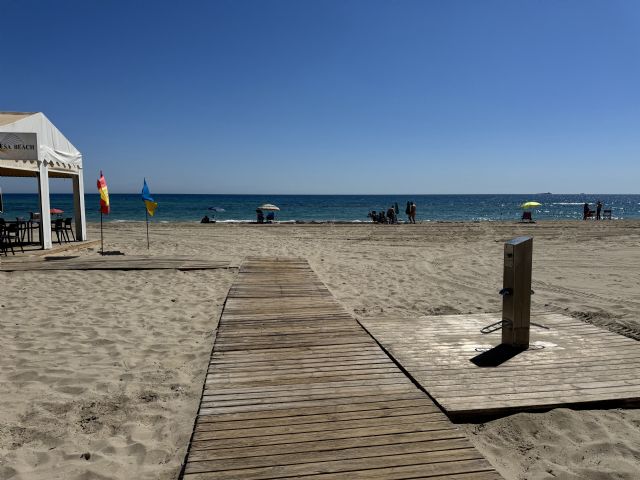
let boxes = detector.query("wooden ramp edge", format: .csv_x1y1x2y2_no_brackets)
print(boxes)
180,257,503,480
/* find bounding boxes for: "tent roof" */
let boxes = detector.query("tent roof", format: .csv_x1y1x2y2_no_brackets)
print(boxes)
0,112,37,126
0,112,82,175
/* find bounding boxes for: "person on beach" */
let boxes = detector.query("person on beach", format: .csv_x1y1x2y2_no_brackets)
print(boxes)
200,215,210,223
405,201,411,222
256,209,264,223
583,202,590,220
596,200,602,220
410,202,417,223
387,206,396,224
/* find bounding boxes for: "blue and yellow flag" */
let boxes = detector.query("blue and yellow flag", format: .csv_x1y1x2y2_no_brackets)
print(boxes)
141,179,158,216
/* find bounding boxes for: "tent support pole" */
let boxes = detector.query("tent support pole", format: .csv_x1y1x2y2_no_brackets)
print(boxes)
38,160,52,249
73,169,86,241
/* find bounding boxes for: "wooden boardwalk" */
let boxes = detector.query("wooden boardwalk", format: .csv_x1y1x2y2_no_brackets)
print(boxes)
0,255,229,271
360,313,640,420
181,257,502,479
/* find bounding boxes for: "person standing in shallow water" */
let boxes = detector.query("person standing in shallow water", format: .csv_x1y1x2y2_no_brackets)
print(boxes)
410,202,417,224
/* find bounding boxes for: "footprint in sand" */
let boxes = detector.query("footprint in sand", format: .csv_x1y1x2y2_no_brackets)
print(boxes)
56,385,88,395
126,442,147,465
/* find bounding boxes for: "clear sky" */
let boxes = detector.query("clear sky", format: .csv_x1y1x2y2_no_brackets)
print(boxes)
1,0,639,194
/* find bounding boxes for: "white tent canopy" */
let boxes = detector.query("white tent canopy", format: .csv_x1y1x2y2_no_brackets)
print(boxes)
0,112,86,248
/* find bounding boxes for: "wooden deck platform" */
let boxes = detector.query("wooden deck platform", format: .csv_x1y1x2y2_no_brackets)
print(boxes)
181,257,502,479
0,239,101,258
0,255,230,271
360,313,640,420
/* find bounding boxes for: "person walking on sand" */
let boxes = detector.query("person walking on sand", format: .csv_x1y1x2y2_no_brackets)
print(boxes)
596,200,602,220
405,201,411,223
410,202,417,224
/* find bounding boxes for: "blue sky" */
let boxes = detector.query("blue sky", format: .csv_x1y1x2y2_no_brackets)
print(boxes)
2,0,639,194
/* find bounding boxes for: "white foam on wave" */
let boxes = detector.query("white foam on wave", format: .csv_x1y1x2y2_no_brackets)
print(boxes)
552,202,584,205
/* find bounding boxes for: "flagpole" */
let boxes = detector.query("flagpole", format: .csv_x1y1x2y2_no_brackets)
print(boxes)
145,208,150,249
100,210,104,255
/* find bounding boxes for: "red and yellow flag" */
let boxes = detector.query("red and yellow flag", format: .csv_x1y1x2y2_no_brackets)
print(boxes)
97,171,110,215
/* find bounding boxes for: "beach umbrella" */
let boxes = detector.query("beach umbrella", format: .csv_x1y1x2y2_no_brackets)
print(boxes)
259,203,280,211
520,201,542,209
50,208,64,215
208,207,225,212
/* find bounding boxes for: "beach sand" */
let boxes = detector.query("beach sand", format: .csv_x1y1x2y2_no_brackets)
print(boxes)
1,220,639,479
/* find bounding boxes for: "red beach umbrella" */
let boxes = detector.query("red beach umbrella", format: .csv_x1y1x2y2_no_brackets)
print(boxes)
50,208,64,215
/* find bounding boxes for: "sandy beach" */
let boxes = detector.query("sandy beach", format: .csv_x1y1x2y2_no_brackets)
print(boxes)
1,220,639,480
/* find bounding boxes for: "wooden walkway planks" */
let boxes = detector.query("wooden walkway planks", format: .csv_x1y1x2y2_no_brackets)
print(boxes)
181,257,502,479
360,313,640,420
0,255,230,271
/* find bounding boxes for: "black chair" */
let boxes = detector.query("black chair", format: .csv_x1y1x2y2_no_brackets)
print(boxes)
15,217,28,243
0,221,15,255
1,220,23,253
51,218,65,244
63,217,75,242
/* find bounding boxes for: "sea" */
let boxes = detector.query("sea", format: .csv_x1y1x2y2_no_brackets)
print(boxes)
1,193,639,223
